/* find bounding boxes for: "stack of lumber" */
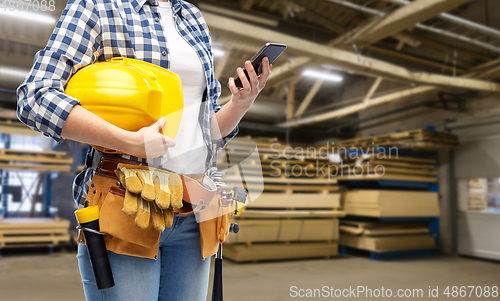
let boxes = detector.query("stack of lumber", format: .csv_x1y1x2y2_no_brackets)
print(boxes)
468,178,488,211
343,190,440,217
219,137,344,262
0,149,73,172
0,109,40,136
224,209,345,262
329,129,459,151
339,220,436,252
0,218,71,247
334,153,438,182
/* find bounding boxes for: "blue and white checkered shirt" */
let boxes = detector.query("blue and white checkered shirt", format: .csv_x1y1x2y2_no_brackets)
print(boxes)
16,0,238,207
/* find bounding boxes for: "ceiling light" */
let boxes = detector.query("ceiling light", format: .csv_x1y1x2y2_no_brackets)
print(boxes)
212,47,226,57
0,10,56,24
302,70,344,82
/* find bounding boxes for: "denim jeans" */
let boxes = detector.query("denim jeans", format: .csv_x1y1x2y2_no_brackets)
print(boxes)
77,214,211,301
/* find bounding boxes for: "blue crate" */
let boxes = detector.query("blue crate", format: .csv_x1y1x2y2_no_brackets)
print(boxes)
339,179,438,192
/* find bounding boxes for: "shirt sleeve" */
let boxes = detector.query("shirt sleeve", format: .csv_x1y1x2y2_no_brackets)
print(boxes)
186,2,239,150
16,0,101,143
212,78,239,151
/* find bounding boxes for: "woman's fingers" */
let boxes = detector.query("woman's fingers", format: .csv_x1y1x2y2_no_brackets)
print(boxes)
258,57,271,87
142,117,176,158
156,117,166,131
228,77,240,96
245,61,260,93
236,67,251,92
161,134,176,148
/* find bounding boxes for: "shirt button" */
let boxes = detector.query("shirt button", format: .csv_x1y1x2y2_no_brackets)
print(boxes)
162,51,167,56
155,17,159,22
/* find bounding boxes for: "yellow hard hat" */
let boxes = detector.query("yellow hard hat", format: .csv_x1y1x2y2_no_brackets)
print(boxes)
65,57,183,140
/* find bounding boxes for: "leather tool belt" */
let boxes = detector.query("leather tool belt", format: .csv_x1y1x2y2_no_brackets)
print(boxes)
77,149,227,260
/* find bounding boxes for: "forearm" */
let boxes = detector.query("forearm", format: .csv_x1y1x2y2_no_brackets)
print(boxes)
61,105,137,153
211,99,247,140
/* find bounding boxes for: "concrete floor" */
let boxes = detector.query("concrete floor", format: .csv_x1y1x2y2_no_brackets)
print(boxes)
0,250,498,301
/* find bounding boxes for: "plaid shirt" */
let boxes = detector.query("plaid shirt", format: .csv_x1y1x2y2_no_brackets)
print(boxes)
16,0,238,207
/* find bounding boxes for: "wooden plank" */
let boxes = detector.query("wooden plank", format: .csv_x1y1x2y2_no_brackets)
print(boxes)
223,241,339,262
334,173,437,182
0,154,73,164
0,149,68,157
238,209,346,219
0,163,71,172
0,234,71,245
241,176,337,185
343,190,440,217
225,218,339,244
247,193,341,209
339,234,436,252
0,121,41,136
340,221,430,236
242,184,340,193
0,218,70,229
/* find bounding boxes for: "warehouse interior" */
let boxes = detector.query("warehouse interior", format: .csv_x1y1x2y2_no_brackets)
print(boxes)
1,0,500,300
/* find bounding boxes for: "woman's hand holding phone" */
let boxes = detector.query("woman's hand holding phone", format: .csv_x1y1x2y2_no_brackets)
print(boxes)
228,57,272,112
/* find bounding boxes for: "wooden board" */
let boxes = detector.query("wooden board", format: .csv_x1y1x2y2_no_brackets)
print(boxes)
0,218,71,247
340,220,429,236
0,149,68,157
241,183,339,194
225,218,339,244
0,153,73,165
234,176,338,185
340,164,437,176
343,190,440,217
342,155,436,164
339,233,436,252
239,209,346,219
0,234,71,246
0,163,71,172
247,193,341,209
330,129,459,151
334,173,437,182
0,218,70,229
223,241,339,262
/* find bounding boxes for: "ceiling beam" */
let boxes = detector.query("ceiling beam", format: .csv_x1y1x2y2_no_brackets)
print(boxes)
295,78,325,117
202,11,500,92
277,58,500,127
333,0,474,48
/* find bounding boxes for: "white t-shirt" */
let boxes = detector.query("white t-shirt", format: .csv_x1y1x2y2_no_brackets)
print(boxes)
158,0,208,174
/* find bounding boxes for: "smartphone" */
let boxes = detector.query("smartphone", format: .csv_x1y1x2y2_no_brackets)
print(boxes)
233,42,287,89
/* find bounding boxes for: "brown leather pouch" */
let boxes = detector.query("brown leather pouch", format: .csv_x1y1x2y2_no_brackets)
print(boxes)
197,195,232,259
78,174,161,259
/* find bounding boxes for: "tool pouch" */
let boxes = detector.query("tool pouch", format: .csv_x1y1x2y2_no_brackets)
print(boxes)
78,173,161,259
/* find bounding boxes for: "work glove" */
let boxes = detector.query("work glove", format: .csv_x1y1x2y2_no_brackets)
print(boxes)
115,164,184,232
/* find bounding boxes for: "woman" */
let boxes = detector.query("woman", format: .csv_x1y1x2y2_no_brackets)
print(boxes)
16,0,271,300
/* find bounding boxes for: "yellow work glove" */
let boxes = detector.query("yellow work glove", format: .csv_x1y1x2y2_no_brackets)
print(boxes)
168,173,184,209
115,169,140,216
135,169,156,202
116,164,184,232
153,170,171,209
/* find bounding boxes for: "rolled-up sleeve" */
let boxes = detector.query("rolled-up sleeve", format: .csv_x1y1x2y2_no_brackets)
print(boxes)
212,78,239,151
16,0,101,143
